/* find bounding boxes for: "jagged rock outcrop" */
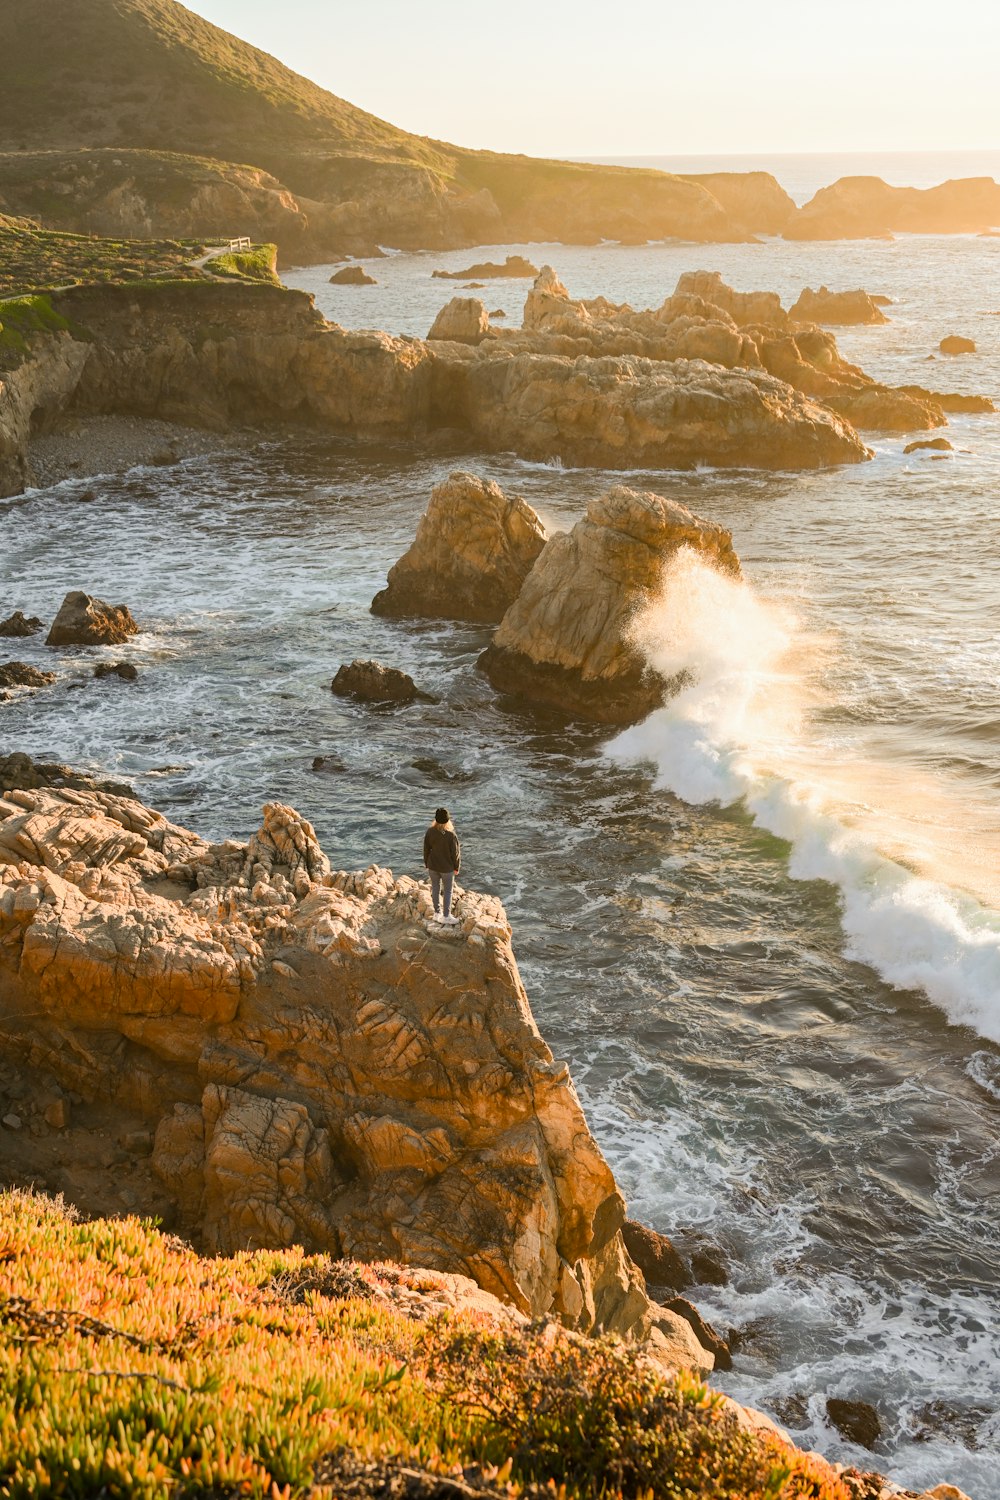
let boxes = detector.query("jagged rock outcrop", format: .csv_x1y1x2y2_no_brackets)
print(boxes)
331,659,435,704
517,267,953,436
46,591,139,646
789,286,889,326
0,611,43,638
479,486,740,724
0,777,706,1360
427,297,490,345
371,471,547,624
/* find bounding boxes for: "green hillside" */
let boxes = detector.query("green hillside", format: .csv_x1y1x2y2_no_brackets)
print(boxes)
1,0,783,257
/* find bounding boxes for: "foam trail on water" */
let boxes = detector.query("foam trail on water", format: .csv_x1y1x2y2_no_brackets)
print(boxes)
607,551,1000,1043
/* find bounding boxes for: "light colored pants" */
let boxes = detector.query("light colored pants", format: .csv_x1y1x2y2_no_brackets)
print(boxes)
430,869,454,917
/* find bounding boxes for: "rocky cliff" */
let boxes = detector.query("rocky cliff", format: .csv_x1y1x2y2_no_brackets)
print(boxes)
0,770,715,1368
0,277,881,496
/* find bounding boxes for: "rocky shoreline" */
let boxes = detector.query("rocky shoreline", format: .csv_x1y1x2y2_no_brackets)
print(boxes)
3,266,992,499
24,413,247,489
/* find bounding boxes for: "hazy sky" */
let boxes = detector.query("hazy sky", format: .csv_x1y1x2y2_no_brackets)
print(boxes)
186,0,1000,156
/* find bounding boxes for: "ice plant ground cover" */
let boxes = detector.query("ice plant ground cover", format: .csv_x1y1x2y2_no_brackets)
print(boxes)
0,1189,851,1499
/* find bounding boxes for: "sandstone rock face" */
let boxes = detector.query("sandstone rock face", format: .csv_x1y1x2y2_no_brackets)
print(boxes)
331,659,434,704
480,486,740,724
0,780,667,1342
789,286,889,326
681,172,796,236
0,611,43,637
427,297,490,345
46,591,139,647
371,471,547,624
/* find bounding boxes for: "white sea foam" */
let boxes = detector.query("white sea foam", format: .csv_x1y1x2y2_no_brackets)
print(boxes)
607,551,1000,1044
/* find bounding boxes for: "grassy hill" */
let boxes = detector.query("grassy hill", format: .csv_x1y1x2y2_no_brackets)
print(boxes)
0,0,786,257
0,1188,852,1499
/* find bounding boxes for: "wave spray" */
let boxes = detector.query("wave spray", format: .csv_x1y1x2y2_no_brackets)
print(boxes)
607,550,1000,1042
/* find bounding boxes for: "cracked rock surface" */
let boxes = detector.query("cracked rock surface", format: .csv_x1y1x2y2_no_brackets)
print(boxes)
0,771,706,1367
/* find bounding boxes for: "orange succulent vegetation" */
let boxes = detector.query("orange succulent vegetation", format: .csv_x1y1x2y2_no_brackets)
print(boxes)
0,1189,851,1500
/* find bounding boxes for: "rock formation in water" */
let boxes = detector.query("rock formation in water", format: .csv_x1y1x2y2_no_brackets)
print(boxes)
479,485,740,724
45,591,139,647
939,334,976,355
427,297,490,344
518,266,954,435
371,471,547,624
0,662,56,691
331,659,435,704
329,265,377,285
786,174,1000,240
788,285,889,326
433,255,539,280
0,611,43,638
0,772,711,1369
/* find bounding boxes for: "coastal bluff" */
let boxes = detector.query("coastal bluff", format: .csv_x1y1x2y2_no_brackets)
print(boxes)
0,766,705,1364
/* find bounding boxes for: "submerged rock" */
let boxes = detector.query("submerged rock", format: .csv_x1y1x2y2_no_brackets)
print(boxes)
0,610,43,638
904,437,954,454
479,486,740,725
427,297,490,345
46,591,139,647
331,659,436,704
789,285,889,326
825,1396,882,1450
371,471,546,624
94,660,139,681
0,777,669,1342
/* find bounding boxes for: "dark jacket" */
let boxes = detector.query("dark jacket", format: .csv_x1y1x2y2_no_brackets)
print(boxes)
424,824,460,874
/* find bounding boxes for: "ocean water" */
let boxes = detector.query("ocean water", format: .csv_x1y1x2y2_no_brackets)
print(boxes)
5,221,1000,1494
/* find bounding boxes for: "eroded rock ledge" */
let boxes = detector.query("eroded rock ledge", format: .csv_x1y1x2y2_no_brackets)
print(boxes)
0,772,708,1370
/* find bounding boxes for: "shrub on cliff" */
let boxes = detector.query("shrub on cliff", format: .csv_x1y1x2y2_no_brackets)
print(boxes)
0,1189,849,1500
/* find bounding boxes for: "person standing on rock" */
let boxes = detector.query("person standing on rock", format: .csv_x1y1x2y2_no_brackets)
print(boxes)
424,807,461,924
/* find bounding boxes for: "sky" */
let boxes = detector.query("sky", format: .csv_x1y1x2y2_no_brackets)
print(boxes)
185,0,1000,158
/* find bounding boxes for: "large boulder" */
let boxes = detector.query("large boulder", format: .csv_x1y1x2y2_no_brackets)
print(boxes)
479,486,740,724
371,471,547,623
789,286,889,326
46,591,139,647
0,780,665,1342
939,334,976,355
331,659,434,704
427,297,490,345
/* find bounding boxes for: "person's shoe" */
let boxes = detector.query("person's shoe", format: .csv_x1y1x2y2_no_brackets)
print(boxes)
430,911,442,921
442,914,459,926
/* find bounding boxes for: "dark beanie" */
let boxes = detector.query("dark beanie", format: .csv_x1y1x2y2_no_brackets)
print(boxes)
435,807,450,824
